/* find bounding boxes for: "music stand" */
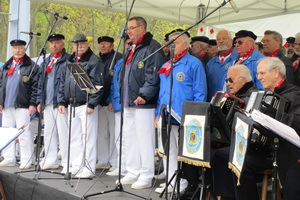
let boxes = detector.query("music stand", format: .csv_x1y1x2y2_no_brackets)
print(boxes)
67,64,102,93
66,63,102,183
0,127,25,153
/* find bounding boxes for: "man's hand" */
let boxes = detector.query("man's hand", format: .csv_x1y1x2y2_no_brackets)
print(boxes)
0,105,2,114
58,106,65,114
154,117,159,128
28,106,36,115
107,103,114,112
86,107,94,115
133,96,146,105
37,104,44,113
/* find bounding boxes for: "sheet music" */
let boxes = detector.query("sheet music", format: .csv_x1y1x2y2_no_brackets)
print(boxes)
166,105,181,123
251,109,300,148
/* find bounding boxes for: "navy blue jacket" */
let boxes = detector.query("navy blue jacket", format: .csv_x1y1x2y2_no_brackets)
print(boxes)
121,32,166,108
0,54,39,108
58,48,103,109
37,49,70,108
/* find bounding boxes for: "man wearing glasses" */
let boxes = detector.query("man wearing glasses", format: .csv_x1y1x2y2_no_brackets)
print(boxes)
233,30,265,90
261,30,294,84
116,16,166,189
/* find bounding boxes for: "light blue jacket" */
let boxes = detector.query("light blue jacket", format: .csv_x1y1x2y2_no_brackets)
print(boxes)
107,59,122,113
206,49,238,102
156,52,207,120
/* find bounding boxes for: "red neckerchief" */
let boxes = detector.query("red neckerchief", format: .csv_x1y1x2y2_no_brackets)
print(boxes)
275,78,285,88
235,47,254,65
267,49,280,57
7,56,24,76
45,51,63,74
199,52,207,59
125,34,145,66
157,48,188,76
219,47,234,63
76,55,81,64
293,57,300,72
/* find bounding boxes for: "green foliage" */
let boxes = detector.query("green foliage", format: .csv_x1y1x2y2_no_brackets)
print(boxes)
0,1,198,61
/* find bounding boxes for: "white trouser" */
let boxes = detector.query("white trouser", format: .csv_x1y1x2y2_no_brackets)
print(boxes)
42,105,68,168
163,125,179,185
2,108,34,164
96,106,117,167
68,105,98,173
114,112,126,171
123,107,155,183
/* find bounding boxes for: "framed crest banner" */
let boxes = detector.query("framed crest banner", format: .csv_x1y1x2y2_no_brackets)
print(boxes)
228,112,252,185
178,101,211,168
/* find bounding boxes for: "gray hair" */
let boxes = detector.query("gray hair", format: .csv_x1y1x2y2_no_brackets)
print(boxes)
229,64,252,82
129,16,147,30
169,32,190,45
264,30,283,46
258,57,286,78
217,29,233,40
295,32,300,40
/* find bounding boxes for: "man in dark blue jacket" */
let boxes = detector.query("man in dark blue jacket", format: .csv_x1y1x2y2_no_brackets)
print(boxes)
58,33,102,178
117,16,166,189
36,34,69,172
96,36,122,171
0,39,39,170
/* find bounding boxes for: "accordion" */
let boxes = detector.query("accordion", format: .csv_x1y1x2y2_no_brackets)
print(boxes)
210,91,245,147
246,91,289,150
211,91,245,124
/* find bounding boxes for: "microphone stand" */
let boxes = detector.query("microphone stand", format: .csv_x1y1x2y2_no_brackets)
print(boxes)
24,34,33,52
83,0,148,199
15,14,66,181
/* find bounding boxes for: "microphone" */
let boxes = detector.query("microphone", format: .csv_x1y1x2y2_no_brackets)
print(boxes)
21,31,41,36
228,0,239,13
45,10,68,20
87,37,93,44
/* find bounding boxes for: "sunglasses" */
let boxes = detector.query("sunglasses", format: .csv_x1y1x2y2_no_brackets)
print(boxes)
234,40,244,46
225,77,233,83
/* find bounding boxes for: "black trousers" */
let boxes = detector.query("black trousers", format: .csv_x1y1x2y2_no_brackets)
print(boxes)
283,163,300,200
211,147,273,200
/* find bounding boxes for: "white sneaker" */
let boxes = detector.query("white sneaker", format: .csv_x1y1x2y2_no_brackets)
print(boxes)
19,163,32,170
0,160,16,167
131,180,152,189
75,171,95,178
154,172,166,180
116,175,137,185
106,168,126,176
159,183,166,188
155,185,173,194
41,163,59,170
96,162,111,169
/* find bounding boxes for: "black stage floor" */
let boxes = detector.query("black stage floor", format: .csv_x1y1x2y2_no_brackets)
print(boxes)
0,166,168,200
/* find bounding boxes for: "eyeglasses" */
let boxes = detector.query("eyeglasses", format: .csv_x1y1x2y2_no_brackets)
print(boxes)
234,40,244,46
225,77,234,83
126,25,141,31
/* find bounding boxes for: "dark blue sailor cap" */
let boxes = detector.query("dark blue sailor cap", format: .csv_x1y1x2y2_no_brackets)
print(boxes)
48,34,65,41
97,36,114,44
10,39,26,46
